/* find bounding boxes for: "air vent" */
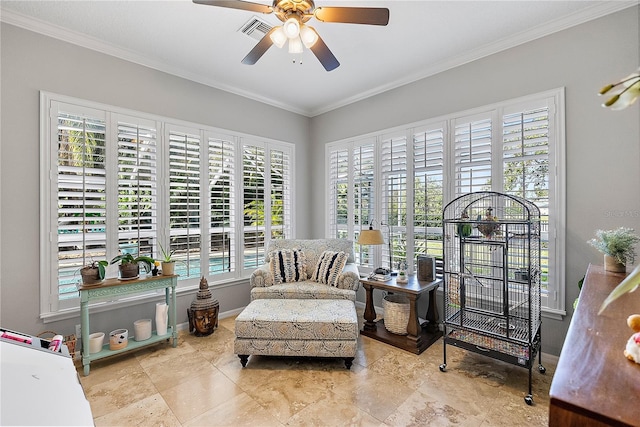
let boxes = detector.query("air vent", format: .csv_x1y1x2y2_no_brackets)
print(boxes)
239,16,273,41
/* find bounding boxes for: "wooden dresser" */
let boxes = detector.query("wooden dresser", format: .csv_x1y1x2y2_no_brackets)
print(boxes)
549,264,640,426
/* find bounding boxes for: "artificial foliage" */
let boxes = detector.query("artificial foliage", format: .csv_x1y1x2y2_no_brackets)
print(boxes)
588,227,640,265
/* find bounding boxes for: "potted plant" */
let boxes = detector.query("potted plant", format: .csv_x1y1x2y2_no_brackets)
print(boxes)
158,242,176,276
110,253,155,279
80,260,108,286
588,227,640,273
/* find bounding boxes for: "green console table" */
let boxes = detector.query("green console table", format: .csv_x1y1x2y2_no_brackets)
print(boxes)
80,274,178,376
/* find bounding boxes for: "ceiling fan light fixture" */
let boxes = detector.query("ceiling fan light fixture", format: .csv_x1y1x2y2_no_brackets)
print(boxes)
288,36,303,54
270,27,287,48
283,17,300,38
299,25,318,48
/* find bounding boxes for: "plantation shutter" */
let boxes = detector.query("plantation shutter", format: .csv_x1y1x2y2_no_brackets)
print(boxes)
501,100,554,306
381,133,408,270
55,108,107,306
270,148,291,240
242,144,266,269
353,142,376,266
167,127,201,279
207,133,235,276
328,148,349,239
413,124,445,261
116,118,158,266
453,114,493,196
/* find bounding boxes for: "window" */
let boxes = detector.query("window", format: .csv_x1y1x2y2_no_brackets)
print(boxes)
40,93,294,317
326,89,565,316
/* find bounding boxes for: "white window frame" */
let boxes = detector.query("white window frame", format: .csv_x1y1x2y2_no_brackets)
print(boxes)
325,88,566,317
40,92,294,319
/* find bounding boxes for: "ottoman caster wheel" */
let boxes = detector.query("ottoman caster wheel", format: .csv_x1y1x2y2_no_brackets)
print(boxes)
525,395,533,406
439,364,447,372
238,355,249,367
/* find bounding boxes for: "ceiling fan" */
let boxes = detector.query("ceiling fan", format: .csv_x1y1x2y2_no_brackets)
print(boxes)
193,0,389,71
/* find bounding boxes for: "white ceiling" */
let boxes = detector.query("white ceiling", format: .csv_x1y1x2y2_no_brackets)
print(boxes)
1,0,634,116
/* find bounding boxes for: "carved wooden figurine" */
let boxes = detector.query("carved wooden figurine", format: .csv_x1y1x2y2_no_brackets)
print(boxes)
187,276,219,337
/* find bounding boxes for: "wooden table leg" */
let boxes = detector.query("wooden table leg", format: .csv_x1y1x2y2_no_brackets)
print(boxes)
363,282,377,331
406,293,423,347
425,288,440,333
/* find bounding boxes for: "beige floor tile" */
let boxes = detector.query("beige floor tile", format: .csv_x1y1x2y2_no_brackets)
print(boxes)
218,315,236,332
82,368,158,419
134,338,197,370
355,335,395,367
287,393,385,426
184,325,236,365
79,312,557,427
341,368,417,422
77,353,143,388
93,393,180,427
142,350,216,392
184,392,283,427
238,365,338,423
384,386,486,427
160,365,243,424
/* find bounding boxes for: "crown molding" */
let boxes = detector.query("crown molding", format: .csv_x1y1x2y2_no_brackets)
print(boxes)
0,8,309,116
308,1,638,116
2,2,636,118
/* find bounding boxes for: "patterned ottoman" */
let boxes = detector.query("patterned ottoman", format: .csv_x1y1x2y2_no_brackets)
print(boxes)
234,299,358,369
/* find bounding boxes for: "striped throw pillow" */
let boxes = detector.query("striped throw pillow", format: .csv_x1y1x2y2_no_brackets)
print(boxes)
270,249,307,284
311,250,348,287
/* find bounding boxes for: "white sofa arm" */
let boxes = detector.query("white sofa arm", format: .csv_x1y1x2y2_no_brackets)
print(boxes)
250,264,273,288
337,263,360,291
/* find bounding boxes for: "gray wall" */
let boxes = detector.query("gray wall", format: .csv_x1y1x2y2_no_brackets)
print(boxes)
2,7,639,357
310,7,640,356
0,24,311,338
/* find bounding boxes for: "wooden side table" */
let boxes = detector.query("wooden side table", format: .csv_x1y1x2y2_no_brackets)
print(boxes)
360,275,442,354
79,274,178,375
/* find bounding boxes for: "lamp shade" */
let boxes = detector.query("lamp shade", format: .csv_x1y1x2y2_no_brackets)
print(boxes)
358,229,385,245
270,27,287,49
288,36,303,54
300,24,318,48
283,17,300,39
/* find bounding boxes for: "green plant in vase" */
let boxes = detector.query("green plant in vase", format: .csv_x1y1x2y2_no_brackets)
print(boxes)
80,260,109,286
158,242,177,276
588,227,640,273
110,253,155,279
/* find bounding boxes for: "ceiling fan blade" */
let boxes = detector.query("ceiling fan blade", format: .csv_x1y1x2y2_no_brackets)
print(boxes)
314,7,389,26
308,28,339,72
192,0,272,14
241,27,277,65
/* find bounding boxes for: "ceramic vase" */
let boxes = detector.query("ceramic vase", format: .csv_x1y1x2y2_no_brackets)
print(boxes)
134,319,152,341
155,302,168,336
162,261,175,276
604,255,626,273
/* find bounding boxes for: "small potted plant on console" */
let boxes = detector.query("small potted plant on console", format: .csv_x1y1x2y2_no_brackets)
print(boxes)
158,242,177,276
80,260,109,286
588,227,640,273
110,253,155,280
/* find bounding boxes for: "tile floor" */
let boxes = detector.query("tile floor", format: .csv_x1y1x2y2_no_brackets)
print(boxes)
77,311,556,426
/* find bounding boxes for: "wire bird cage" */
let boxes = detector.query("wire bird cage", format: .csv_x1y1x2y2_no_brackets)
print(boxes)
438,191,545,406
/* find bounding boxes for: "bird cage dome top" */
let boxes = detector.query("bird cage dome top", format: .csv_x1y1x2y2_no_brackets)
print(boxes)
443,191,540,224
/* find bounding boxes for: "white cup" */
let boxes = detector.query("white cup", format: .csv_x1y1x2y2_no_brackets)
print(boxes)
133,319,152,341
88,332,105,354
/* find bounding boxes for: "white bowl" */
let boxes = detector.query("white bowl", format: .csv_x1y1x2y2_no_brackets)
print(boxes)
88,332,105,354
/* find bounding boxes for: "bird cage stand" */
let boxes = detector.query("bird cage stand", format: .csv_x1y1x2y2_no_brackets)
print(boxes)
438,191,545,405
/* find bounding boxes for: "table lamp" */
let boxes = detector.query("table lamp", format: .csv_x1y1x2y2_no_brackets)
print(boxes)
357,223,389,275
